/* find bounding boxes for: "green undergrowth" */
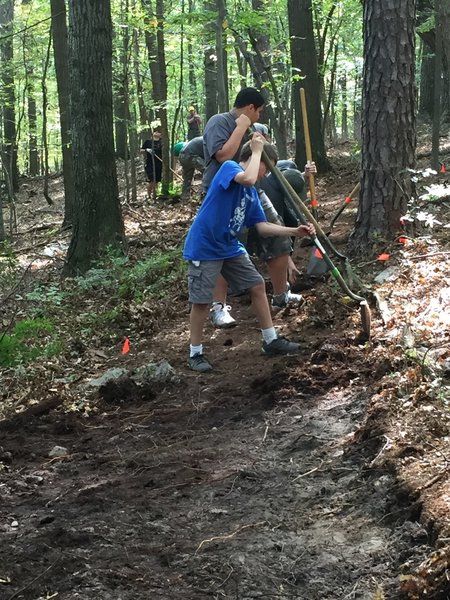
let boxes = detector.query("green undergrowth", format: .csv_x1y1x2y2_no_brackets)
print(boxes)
1,246,187,366
0,318,62,367
71,247,185,298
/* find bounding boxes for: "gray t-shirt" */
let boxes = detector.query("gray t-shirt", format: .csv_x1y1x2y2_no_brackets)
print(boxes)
181,136,204,158
202,112,247,191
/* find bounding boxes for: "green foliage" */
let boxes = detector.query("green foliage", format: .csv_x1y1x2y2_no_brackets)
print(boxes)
77,307,126,331
0,318,61,367
75,248,186,302
0,242,19,289
116,248,186,300
25,284,66,308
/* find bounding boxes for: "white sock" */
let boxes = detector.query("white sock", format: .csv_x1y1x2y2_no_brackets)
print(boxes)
261,327,277,344
211,301,224,311
190,344,203,357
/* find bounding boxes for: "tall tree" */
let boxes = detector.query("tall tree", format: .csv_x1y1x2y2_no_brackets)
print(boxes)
21,0,39,176
142,0,170,194
0,0,19,192
51,0,75,227
215,0,228,112
287,0,330,172
431,0,443,169
350,0,416,253
114,0,129,160
204,0,218,120
64,0,125,275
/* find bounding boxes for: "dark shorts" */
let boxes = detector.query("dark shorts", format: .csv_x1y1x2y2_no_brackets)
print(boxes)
246,230,292,261
246,190,292,261
145,160,162,183
187,254,264,304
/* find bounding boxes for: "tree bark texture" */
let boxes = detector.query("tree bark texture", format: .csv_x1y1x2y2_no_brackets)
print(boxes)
114,0,129,160
350,0,416,253
51,0,75,226
216,0,229,113
204,0,218,120
0,0,19,192
65,0,125,275
440,0,450,121
155,0,170,193
418,43,435,117
287,0,330,172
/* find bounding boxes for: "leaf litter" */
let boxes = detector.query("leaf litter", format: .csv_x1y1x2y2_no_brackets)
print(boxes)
0,145,449,599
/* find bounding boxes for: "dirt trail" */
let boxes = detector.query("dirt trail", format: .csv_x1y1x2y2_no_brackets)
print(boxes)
1,152,450,599
0,296,433,599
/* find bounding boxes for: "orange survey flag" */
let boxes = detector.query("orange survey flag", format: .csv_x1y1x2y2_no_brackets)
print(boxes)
122,337,130,354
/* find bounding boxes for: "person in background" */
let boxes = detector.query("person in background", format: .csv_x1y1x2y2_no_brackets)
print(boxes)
141,125,162,200
178,136,204,201
183,134,315,373
187,106,202,140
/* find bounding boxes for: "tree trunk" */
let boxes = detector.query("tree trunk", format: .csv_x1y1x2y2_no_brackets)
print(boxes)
247,0,288,157
287,0,330,172
114,0,129,160
155,0,170,193
0,190,5,241
350,0,416,254
51,0,75,227
132,0,149,130
418,42,435,118
187,0,198,113
64,0,125,275
431,0,443,169
216,0,229,113
142,0,171,194
27,95,39,176
339,71,348,140
0,0,19,192
440,0,450,121
204,0,218,120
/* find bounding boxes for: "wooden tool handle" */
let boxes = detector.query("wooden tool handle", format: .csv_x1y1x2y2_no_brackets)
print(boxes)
300,88,317,212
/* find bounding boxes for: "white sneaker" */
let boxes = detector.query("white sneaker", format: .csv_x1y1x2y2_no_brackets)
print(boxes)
210,303,237,328
272,290,305,310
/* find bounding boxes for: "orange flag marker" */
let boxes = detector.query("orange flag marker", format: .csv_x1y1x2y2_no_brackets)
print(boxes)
440,163,446,173
398,237,408,245
377,253,390,262
122,337,130,354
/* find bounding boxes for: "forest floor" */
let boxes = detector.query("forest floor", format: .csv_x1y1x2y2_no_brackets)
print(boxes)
1,135,450,600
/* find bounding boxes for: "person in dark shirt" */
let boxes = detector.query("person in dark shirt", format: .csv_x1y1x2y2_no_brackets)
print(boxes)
141,126,162,200
178,136,204,200
187,106,202,140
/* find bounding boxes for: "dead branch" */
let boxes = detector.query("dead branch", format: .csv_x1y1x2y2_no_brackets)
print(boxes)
195,521,267,554
0,396,63,432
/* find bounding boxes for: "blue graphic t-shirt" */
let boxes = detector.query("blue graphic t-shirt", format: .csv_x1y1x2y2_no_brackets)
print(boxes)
183,161,267,261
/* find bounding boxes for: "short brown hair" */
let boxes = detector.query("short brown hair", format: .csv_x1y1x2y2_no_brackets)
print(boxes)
239,141,278,164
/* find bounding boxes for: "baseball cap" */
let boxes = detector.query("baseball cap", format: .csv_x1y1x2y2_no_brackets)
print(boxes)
253,122,269,136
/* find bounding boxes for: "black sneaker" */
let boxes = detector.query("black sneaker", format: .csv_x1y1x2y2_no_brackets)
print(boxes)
262,336,300,355
188,353,213,372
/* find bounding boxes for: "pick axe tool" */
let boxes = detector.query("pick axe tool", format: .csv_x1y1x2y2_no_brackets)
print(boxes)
259,146,372,339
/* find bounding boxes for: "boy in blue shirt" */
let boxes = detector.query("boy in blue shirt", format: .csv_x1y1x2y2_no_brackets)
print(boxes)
183,133,315,372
